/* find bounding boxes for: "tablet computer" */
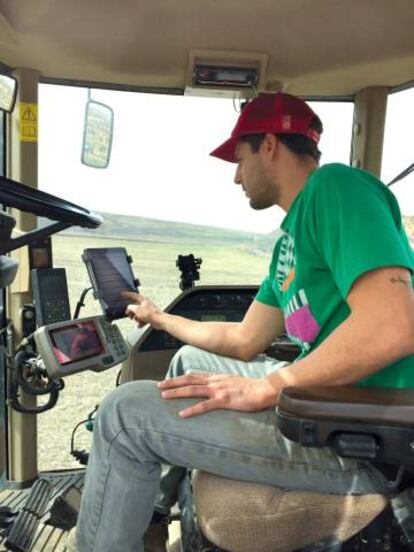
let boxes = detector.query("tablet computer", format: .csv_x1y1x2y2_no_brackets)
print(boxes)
82,247,138,320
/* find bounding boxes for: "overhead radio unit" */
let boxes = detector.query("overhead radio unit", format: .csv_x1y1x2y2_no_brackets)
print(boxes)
194,64,259,89
185,50,270,98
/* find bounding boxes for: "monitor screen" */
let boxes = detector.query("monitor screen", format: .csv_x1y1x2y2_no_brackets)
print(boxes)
50,321,104,365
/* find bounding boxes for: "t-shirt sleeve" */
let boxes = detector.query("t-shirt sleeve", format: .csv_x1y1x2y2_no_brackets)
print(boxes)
309,168,414,298
255,275,280,307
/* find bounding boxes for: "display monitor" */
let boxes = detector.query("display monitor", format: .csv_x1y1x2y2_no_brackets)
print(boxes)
34,315,128,378
50,321,104,365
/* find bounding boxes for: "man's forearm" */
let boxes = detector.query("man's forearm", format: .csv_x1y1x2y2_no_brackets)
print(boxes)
267,311,414,392
154,311,243,358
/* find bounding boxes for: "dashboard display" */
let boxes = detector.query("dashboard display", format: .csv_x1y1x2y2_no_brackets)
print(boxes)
50,321,104,365
200,314,227,322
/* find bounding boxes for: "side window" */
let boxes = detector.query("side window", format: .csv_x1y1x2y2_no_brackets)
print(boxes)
0,111,4,176
308,101,353,166
382,87,414,243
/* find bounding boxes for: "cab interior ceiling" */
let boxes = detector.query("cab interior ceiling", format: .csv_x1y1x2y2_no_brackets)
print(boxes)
0,0,414,97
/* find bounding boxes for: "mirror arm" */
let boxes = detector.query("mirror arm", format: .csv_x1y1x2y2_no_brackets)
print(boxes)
0,221,71,255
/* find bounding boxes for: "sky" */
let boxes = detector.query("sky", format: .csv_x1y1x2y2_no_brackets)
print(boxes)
38,84,414,235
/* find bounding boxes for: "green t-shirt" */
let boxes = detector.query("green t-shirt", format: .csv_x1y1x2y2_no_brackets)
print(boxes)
256,163,414,388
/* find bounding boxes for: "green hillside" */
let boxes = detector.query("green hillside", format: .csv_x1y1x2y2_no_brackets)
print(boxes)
63,211,260,247
62,211,414,252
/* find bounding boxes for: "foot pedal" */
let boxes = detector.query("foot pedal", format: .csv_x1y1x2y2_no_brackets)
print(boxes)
47,485,81,530
5,478,53,552
0,506,17,529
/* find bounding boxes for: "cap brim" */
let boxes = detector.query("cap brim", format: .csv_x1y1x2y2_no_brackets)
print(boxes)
209,136,237,163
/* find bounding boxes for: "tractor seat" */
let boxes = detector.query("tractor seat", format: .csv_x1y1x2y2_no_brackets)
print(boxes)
193,472,387,552
194,387,414,551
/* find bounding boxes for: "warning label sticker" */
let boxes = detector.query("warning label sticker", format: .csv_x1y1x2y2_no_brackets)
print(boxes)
19,103,38,142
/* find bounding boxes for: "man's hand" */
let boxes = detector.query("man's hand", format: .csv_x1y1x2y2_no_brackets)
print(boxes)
123,292,163,329
157,373,281,417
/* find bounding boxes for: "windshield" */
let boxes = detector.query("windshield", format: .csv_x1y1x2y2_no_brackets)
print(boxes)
37,85,354,470
39,86,353,308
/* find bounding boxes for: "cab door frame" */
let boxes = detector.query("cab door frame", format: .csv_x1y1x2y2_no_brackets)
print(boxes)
6,68,40,485
0,108,7,488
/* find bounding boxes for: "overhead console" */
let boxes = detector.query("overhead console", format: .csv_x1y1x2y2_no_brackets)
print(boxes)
185,49,271,98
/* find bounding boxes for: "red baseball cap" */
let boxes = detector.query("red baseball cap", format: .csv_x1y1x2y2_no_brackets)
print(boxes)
210,92,321,163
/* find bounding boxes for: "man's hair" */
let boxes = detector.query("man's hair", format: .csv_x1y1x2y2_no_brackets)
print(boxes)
238,116,323,162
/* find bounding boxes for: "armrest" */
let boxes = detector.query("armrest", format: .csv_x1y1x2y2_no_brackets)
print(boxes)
276,386,414,467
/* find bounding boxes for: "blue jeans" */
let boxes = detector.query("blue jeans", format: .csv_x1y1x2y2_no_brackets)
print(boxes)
77,345,389,552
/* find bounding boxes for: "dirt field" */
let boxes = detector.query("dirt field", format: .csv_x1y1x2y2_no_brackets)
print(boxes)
37,234,269,471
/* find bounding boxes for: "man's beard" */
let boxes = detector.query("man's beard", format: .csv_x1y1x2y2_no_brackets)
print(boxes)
249,189,275,210
248,173,276,210
249,198,274,210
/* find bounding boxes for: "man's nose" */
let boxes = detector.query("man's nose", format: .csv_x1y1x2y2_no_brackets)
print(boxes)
234,165,242,185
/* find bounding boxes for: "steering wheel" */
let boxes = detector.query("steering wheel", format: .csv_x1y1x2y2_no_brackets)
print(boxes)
0,176,102,254
0,175,102,227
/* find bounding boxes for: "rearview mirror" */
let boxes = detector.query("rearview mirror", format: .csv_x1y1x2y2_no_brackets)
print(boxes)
0,74,18,113
81,100,114,169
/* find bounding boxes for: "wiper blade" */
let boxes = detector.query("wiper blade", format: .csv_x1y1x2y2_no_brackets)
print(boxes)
387,162,414,187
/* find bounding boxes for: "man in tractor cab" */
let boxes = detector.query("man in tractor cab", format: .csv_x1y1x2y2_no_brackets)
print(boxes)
68,93,414,552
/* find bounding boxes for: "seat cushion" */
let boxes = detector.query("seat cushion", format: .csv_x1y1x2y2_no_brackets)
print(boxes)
193,471,388,552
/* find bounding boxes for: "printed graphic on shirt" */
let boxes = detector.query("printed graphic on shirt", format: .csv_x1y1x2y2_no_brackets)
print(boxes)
284,290,321,352
276,231,321,352
276,232,295,292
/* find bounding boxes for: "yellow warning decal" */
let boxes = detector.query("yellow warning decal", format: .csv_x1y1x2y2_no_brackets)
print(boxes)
19,102,38,142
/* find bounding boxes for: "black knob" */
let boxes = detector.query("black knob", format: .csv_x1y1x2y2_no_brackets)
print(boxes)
232,295,243,305
211,295,223,308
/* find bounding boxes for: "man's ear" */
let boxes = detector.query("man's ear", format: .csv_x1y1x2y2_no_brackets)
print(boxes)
261,133,279,160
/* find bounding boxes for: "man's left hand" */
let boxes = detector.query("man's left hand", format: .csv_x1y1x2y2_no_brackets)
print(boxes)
157,373,280,417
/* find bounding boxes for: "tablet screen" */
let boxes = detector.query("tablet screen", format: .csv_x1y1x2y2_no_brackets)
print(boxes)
83,247,138,319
